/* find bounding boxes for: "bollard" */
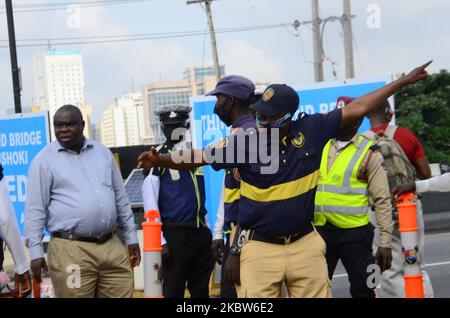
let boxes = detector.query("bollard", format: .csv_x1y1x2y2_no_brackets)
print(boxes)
397,193,424,298
142,210,164,298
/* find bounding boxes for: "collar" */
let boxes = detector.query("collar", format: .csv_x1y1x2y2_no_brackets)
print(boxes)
232,114,254,129
333,133,362,150
57,138,94,153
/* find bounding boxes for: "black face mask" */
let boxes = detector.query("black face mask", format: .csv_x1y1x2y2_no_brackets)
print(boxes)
162,123,188,145
214,106,232,126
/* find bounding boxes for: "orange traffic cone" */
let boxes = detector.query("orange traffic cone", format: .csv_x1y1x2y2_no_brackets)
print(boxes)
397,193,424,298
142,210,164,298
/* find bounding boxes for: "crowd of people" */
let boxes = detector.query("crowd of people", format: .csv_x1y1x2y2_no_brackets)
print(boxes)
2,60,448,298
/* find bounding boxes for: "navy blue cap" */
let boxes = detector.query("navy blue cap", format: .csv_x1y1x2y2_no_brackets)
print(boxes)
249,84,299,117
206,75,256,102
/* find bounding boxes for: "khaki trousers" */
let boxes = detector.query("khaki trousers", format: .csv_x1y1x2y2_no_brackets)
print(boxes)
238,229,331,298
47,235,134,298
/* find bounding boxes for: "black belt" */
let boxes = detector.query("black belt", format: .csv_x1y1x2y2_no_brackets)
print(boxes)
248,223,313,245
52,231,113,244
163,220,207,229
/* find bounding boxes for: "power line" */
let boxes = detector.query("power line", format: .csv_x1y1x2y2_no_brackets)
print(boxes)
187,0,221,82
0,0,152,13
352,31,365,77
0,23,294,48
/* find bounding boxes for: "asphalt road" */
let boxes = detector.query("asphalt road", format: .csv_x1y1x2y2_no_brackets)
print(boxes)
331,231,450,298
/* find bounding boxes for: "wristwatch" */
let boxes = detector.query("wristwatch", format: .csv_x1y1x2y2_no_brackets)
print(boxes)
229,245,240,256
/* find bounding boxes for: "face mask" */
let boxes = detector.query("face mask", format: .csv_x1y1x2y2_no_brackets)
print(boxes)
257,112,292,129
214,106,232,126
162,124,186,145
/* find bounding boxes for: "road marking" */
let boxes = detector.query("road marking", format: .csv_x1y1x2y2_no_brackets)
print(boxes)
333,274,348,278
333,260,450,278
424,261,450,267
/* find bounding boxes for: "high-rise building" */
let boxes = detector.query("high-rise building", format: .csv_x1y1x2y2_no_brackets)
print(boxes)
79,104,93,139
33,50,85,137
183,66,225,96
142,81,191,143
99,92,145,148
142,66,225,142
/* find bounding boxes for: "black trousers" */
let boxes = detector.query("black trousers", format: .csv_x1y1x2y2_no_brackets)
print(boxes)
317,222,376,298
162,225,215,298
220,233,237,298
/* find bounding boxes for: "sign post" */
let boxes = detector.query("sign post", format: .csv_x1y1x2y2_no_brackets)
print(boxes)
0,112,50,234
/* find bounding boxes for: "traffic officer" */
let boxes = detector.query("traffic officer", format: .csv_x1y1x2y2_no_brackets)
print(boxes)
0,164,31,298
141,105,214,298
207,75,257,298
138,61,432,298
314,97,393,298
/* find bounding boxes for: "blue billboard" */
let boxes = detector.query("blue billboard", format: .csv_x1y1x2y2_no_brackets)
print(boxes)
0,113,50,234
191,77,393,233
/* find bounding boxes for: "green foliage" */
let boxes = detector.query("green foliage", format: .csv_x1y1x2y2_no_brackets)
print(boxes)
395,70,450,163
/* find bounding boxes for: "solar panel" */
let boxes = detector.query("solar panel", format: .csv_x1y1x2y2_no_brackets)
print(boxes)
124,169,145,208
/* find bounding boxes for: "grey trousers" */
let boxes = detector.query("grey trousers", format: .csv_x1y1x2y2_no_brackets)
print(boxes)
371,199,434,298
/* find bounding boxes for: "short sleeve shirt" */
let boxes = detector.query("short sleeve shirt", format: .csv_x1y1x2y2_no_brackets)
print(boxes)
205,109,343,237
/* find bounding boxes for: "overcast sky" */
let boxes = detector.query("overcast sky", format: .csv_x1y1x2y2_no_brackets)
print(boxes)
0,0,449,122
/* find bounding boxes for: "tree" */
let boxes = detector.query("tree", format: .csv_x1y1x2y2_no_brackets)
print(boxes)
395,70,450,164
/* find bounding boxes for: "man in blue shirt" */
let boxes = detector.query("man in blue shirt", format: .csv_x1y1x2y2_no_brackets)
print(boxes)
25,105,140,298
139,61,431,297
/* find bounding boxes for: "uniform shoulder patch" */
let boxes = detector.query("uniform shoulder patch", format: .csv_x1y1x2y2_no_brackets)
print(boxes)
291,132,305,148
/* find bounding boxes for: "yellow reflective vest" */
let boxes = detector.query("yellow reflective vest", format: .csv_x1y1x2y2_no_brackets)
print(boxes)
314,136,373,229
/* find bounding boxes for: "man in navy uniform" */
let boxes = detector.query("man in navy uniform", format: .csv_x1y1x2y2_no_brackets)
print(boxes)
142,105,214,298
207,75,258,298
139,61,432,297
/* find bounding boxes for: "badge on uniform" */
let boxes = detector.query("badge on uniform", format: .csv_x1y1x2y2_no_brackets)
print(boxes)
291,132,305,148
169,169,180,181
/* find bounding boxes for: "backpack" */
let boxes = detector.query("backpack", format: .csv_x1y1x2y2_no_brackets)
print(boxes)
362,125,416,192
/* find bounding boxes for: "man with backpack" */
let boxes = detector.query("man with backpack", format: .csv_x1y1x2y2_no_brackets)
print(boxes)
365,100,433,298
314,97,393,298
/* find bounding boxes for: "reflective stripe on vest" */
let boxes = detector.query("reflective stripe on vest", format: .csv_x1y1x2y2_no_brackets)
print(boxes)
314,205,370,215
315,136,372,227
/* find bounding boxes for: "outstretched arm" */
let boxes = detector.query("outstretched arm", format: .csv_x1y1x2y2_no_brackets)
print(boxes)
138,147,206,170
340,61,432,129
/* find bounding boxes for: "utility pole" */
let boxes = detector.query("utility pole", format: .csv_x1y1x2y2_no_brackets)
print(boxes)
5,0,22,113
311,0,324,82
302,0,355,82
342,0,355,79
187,0,221,82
